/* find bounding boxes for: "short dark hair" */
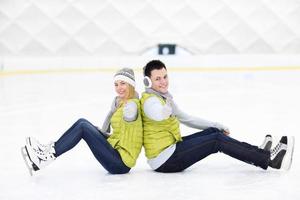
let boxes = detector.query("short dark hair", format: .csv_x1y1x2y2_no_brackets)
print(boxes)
143,60,167,77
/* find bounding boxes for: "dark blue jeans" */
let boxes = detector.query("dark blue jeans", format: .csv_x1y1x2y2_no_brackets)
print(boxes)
54,118,130,174
155,128,270,173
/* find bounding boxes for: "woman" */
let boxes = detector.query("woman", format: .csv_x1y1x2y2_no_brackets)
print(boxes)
21,68,143,175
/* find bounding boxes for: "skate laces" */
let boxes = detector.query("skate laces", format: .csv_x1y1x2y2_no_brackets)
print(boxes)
35,139,55,152
37,142,48,149
36,140,53,150
32,143,55,159
271,143,282,157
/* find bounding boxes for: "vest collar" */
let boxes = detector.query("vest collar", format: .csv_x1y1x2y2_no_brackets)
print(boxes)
145,88,173,100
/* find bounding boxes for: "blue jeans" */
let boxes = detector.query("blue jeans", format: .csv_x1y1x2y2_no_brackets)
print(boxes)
54,118,130,174
155,128,270,173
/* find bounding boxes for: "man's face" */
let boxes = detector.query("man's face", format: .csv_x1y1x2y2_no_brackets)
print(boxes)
150,68,169,94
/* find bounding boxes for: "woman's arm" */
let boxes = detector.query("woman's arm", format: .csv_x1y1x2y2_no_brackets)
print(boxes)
123,101,138,122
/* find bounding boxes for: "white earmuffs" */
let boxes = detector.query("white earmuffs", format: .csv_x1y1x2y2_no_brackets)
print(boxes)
143,76,152,88
143,66,152,88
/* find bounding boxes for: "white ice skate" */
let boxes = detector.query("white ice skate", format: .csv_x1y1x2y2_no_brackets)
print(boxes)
26,137,53,152
21,138,56,176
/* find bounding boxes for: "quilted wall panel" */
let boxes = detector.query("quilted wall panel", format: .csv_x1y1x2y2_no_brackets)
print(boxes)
0,0,300,57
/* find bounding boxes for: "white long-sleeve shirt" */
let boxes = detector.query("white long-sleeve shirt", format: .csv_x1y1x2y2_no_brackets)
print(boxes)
144,96,228,169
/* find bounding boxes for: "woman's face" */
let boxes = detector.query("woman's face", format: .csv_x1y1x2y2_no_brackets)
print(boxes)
150,68,169,94
114,80,129,100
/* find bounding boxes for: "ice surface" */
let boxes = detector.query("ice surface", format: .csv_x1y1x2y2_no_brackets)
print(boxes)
0,70,299,200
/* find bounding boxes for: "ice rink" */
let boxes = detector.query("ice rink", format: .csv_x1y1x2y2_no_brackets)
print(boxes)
0,69,299,200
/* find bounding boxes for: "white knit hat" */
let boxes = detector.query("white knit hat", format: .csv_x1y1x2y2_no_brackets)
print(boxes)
114,68,135,87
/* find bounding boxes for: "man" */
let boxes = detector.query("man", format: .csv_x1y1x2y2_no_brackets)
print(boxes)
140,60,294,172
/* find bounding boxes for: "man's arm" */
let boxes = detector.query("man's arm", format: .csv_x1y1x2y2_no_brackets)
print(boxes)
143,96,172,121
173,102,229,132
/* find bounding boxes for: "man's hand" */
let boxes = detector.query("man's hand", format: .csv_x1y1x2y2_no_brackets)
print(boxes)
223,130,230,135
214,122,230,135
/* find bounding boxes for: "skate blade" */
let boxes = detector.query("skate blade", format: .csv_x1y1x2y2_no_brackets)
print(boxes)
282,136,295,171
21,146,33,176
21,146,40,175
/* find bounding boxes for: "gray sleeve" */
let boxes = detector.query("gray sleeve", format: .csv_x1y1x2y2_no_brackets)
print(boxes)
173,103,229,131
123,101,138,122
143,97,172,121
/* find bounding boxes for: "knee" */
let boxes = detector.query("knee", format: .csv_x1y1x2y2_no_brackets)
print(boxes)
76,118,89,124
73,118,88,129
76,119,97,135
208,127,221,132
202,127,221,135
213,131,227,140
77,118,93,127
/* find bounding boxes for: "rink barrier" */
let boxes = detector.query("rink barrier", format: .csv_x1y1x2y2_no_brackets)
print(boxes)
1,66,300,77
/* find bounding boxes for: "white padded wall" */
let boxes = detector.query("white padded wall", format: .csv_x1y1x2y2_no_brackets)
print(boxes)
0,0,300,69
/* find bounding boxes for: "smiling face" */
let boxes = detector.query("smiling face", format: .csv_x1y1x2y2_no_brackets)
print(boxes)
149,68,169,94
114,80,130,100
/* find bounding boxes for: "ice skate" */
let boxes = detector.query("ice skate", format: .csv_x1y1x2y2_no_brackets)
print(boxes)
26,137,52,152
269,136,295,170
259,135,272,151
21,140,56,175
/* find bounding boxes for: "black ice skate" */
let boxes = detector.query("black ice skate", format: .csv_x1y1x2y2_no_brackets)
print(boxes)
259,135,272,151
269,136,295,170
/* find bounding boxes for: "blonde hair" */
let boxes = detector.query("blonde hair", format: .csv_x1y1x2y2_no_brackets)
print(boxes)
126,84,136,99
117,83,135,107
